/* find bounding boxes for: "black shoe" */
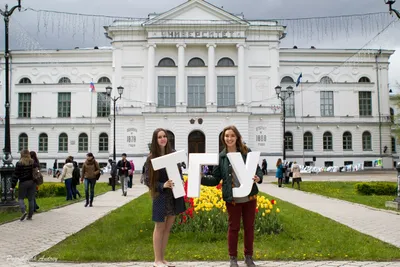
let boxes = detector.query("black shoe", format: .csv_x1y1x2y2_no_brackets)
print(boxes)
20,212,27,221
244,255,256,267
229,256,239,267
84,202,89,207
89,202,93,207
124,192,127,196
27,216,32,221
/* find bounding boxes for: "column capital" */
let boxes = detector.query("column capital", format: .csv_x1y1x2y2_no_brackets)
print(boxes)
146,43,157,48
236,43,246,49
206,43,217,48
176,43,187,48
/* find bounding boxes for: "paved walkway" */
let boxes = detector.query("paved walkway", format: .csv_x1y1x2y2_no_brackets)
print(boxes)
258,184,400,248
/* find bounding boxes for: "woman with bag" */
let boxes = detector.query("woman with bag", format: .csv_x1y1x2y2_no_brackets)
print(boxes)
60,156,74,201
145,128,186,267
275,158,284,187
10,149,36,221
80,153,100,207
291,161,302,189
201,125,263,267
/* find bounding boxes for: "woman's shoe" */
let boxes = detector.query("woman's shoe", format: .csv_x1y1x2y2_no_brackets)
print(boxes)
153,262,167,267
163,261,175,267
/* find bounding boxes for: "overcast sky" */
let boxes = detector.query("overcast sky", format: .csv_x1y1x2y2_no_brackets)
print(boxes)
0,0,399,87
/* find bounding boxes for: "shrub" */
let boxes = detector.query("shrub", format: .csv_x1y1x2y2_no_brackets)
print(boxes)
355,182,397,196
37,183,66,198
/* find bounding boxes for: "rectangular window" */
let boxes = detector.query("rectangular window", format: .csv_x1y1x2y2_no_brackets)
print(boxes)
18,93,31,118
320,91,334,116
359,91,372,116
392,137,396,153
97,92,110,117
324,161,334,167
344,161,353,166
217,76,235,107
58,93,71,117
158,76,176,107
364,161,373,167
188,77,206,107
285,94,295,117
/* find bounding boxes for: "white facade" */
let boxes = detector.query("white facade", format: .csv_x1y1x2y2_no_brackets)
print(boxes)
0,0,394,170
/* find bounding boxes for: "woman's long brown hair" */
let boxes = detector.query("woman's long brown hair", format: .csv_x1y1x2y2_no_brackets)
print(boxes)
148,128,172,198
276,158,282,167
221,125,248,154
20,149,33,166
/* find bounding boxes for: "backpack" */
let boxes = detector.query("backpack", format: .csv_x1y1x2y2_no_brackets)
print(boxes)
72,166,80,185
140,162,149,186
110,162,118,177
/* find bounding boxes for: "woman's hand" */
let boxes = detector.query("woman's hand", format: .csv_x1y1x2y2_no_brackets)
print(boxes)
163,180,174,189
253,175,261,183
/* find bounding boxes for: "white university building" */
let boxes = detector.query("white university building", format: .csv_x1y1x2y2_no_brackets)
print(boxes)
0,0,395,171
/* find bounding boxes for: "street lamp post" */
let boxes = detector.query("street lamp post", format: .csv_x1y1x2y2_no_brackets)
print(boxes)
106,86,124,161
275,85,293,161
385,0,400,19
0,0,21,207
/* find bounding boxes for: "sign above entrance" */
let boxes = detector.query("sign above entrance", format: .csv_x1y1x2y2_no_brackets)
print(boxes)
149,30,246,39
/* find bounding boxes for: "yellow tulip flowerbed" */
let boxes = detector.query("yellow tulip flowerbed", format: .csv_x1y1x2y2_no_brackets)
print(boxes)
173,176,283,234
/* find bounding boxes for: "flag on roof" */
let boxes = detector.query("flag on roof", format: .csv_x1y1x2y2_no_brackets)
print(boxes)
89,82,96,92
296,73,302,87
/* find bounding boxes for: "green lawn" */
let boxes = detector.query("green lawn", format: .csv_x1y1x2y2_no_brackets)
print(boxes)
290,182,397,211
0,182,118,225
39,192,400,262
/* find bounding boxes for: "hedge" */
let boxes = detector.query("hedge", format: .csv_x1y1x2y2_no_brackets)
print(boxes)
355,182,397,196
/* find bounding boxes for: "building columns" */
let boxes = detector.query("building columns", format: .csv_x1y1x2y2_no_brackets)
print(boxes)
237,43,246,106
176,43,186,112
146,43,156,108
207,43,217,112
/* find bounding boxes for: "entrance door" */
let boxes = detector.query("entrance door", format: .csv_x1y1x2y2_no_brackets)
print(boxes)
188,131,205,153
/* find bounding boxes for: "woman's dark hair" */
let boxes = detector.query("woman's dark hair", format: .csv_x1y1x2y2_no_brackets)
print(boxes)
148,128,172,198
65,156,73,163
220,125,248,154
29,151,39,166
276,158,282,167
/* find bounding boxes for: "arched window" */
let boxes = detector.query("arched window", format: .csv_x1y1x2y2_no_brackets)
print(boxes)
303,131,313,150
284,132,293,150
343,131,352,150
188,57,205,67
38,133,48,152
158,58,176,67
99,133,108,152
98,77,111,84
188,130,206,154
362,131,372,151
320,76,333,84
18,133,28,152
217,57,235,67
281,76,294,83
58,77,71,84
390,107,395,123
78,133,88,152
19,78,31,84
59,133,68,152
358,76,371,83
166,130,175,150
323,132,333,150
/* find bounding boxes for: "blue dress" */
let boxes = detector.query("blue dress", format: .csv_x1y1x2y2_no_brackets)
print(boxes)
152,168,186,222
275,164,284,179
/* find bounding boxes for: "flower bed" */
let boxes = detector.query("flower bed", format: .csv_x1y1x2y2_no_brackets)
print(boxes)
173,176,283,234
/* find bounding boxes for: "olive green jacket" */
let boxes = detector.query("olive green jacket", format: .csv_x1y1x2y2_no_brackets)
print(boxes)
201,148,264,203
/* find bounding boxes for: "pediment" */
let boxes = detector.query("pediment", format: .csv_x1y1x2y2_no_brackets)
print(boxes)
144,0,248,26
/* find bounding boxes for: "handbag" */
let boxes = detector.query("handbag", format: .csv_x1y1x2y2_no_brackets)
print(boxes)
32,167,44,185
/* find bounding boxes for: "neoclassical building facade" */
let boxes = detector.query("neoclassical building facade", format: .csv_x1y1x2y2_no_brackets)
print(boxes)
0,0,394,170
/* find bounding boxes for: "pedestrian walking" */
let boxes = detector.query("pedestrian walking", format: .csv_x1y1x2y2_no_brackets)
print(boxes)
53,159,58,177
261,159,267,175
108,159,118,191
291,161,302,189
201,125,263,267
275,158,284,187
72,161,81,199
117,153,131,196
10,149,36,221
80,153,100,207
29,151,40,212
145,128,186,267
128,159,135,188
60,156,74,201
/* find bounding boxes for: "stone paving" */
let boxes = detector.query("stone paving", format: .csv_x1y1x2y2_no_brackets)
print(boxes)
1,180,400,267
258,184,400,248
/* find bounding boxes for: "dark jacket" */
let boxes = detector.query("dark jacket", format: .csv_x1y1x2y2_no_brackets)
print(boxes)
81,158,100,179
72,163,80,185
201,148,263,203
12,161,34,188
117,159,131,176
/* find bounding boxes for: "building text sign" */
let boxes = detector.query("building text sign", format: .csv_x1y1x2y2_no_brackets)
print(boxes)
149,30,245,39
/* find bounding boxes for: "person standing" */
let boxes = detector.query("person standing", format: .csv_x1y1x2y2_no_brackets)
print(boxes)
261,159,267,175
201,125,263,267
291,161,302,189
10,150,36,221
108,159,118,191
117,153,131,196
80,153,100,207
53,159,58,178
128,159,135,188
72,161,81,199
275,158,284,187
145,128,186,267
29,151,40,212
60,156,74,201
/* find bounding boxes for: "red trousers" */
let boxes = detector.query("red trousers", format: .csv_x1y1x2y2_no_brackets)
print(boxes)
226,199,257,257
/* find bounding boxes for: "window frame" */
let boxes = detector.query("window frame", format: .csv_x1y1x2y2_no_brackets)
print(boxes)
58,92,71,117
58,133,68,152
38,133,48,153
187,76,206,107
58,77,71,84
217,76,235,107
78,133,89,152
362,131,372,151
217,57,235,67
18,93,31,118
158,58,176,67
359,91,372,116
303,131,313,150
97,92,111,117
18,133,28,152
19,78,32,84
98,77,111,84
320,91,334,117
158,76,176,107
99,133,109,152
187,57,205,67
343,131,352,150
284,132,293,150
323,131,333,150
